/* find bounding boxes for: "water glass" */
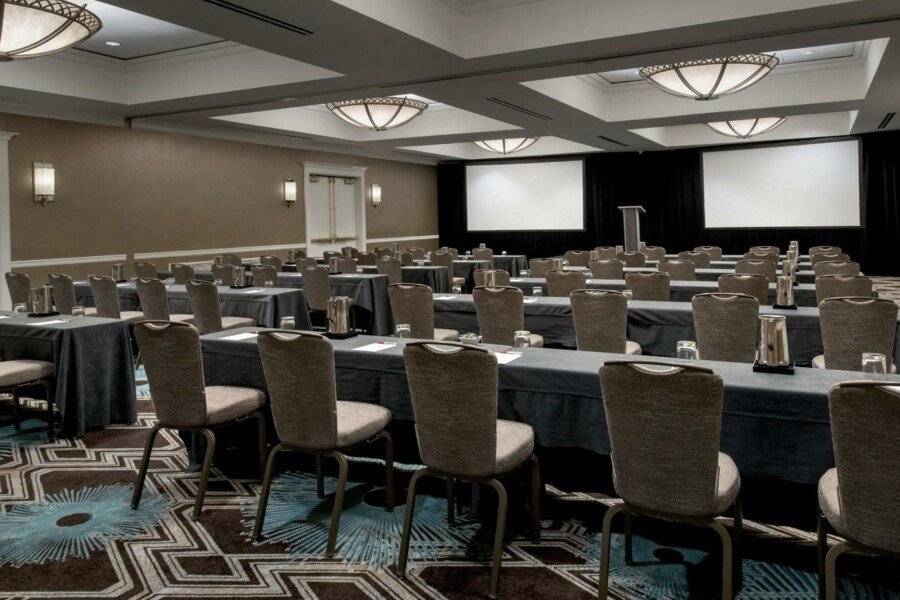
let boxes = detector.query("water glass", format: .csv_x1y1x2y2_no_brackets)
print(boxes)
72,305,86,318
520,269,530,278
459,333,481,345
510,330,531,353
452,285,463,294
532,286,543,296
861,352,887,374
214,278,224,287
501,250,507,255
677,340,699,360
13,303,28,316
279,316,296,330
395,323,411,343
264,279,275,287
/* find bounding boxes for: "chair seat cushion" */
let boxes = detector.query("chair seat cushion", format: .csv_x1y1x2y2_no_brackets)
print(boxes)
0,359,54,387
496,419,534,474
336,401,391,447
434,328,459,342
221,316,257,330
204,385,265,425
714,452,741,514
529,334,544,348
625,340,642,355
818,468,844,534
171,314,196,325
121,310,146,323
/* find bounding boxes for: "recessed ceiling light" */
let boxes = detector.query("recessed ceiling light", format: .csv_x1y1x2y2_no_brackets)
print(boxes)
105,41,121,47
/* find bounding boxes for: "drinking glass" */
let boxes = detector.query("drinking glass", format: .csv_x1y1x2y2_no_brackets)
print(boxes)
452,285,462,294
520,269,530,278
395,323,411,344
72,305,86,318
13,303,27,316
459,333,480,345
264,279,275,287
532,286,543,296
279,316,296,330
510,330,531,353
677,340,699,360
862,352,887,374
214,278,224,287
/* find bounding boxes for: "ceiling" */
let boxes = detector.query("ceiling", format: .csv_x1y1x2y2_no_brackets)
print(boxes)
1,0,899,164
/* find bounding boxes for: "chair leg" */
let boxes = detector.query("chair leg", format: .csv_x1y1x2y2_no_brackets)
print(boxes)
131,424,163,509
252,443,284,541
325,451,349,558
192,429,216,520
397,468,427,577
597,503,626,600
529,455,542,543
316,455,325,498
623,512,634,565
825,541,851,600
381,431,395,510
253,412,267,479
45,378,56,442
732,496,744,591
447,478,456,525
817,512,829,600
12,387,21,431
486,478,509,600
708,520,733,600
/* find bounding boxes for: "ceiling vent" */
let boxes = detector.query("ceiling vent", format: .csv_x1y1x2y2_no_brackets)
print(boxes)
485,97,552,121
877,112,895,130
203,1,313,35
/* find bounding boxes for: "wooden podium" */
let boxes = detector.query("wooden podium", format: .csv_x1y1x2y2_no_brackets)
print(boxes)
617,205,646,252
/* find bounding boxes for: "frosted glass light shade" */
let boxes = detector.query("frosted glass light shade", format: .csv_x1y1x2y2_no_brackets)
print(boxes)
706,117,786,139
33,161,54,202
326,96,427,131
0,0,101,60
474,138,539,155
283,178,297,204
639,54,778,100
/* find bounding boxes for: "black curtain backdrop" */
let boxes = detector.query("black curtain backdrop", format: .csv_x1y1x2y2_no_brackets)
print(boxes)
437,131,900,275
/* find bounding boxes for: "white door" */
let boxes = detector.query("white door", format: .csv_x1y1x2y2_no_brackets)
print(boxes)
306,175,359,256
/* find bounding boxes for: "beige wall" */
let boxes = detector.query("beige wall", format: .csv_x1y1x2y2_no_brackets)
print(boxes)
1,113,438,281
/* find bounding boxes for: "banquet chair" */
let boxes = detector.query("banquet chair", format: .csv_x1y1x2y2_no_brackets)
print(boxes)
301,266,331,327
131,321,266,520
817,381,900,600
598,361,742,600
740,252,778,263
616,251,646,267
356,251,377,266
718,273,769,305
211,264,237,284
473,247,494,262
334,258,358,273
377,256,402,285
388,283,458,341
399,341,540,598
811,253,852,266
409,247,427,260
529,258,555,278
89,276,145,322
474,269,510,288
658,259,696,281
259,255,282,271
589,259,625,280
395,251,413,267
48,273,96,316
814,261,860,277
815,275,873,305
186,280,256,334
692,293,759,363
295,257,319,269
814,297,898,371
221,253,243,267
625,272,670,301
373,246,391,257
546,270,587,297
810,245,841,257
134,261,159,280
253,331,394,553
289,248,307,261
677,250,711,269
749,245,780,256
695,245,723,260
323,251,342,262
5,272,30,308
171,263,195,284
340,246,360,259
564,250,591,267
446,247,460,259
135,278,195,324
735,259,777,283
1,358,56,440
571,290,641,354
642,246,667,261
473,286,544,347
251,265,278,286
594,246,617,260
431,251,466,289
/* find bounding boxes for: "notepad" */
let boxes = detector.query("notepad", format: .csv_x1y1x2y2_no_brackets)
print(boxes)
510,278,523,282
494,352,522,364
523,297,540,303
27,319,68,326
221,332,258,341
353,342,397,352
435,294,456,300
240,288,266,294
0,315,12,320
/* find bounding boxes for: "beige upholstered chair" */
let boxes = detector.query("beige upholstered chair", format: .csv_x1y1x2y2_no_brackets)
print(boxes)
399,342,540,597
334,257,358,273
818,381,900,600
571,290,640,354
616,251,646,267
625,272,670,301
134,261,159,280
377,256,402,285
695,245,723,260
446,247,460,259
815,275,872,305
735,259,777,283
290,248,307,260
131,321,266,519
431,251,465,289
473,247,494,262
546,269,587,297
813,298,898,371
528,258,555,278
340,246,360,259
48,273,96,316
642,246,666,261
692,293,759,363
89,276,145,322
589,259,625,280
658,259,696,281
740,252,778,263
598,361,742,600
474,269,511,288
718,273,769,305
5,272,30,307
593,246,618,260
220,253,242,267
253,331,394,554
295,257,319,269
356,251,377,266
749,245,779,256
677,250,711,269
171,264,195,284
810,245,841,257
301,266,331,321
564,250,591,267
388,283,458,341
251,265,278,286
372,246,391,257
394,251,413,267
811,252,852,266
211,264,236,284
814,261,860,277
1,358,56,439
186,280,256,334
473,286,544,347
259,255,282,270
323,251,342,261
135,278,195,324
409,247,427,260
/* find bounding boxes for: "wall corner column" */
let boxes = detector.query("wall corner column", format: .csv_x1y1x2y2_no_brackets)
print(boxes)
0,131,19,310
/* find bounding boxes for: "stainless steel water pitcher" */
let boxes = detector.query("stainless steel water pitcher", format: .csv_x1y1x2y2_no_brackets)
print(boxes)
553,258,565,271
782,258,796,280
758,315,791,366
776,275,794,306
287,249,297,263
328,256,340,274
327,296,353,334
483,269,497,287
342,247,352,259
232,266,247,287
213,255,223,266
110,263,126,282
391,242,400,253
30,285,54,314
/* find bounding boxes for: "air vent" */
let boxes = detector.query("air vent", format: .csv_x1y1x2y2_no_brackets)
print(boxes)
485,97,552,121
597,135,629,147
877,112,895,130
203,0,313,35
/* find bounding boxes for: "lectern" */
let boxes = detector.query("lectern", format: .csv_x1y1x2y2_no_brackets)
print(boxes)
618,205,647,252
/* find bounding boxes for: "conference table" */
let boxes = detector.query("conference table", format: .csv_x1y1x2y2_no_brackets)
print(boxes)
651,260,813,270
0,312,137,436
620,267,816,284
665,254,812,261
431,294,900,366
356,265,450,292
490,254,528,276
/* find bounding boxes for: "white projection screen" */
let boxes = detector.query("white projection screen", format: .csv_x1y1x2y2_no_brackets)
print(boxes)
466,160,584,231
702,140,861,228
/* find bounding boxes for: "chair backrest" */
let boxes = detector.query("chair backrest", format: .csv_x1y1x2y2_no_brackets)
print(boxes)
571,289,628,352
474,269,511,288
301,266,331,311
323,251,342,261
395,251,413,266
211,264,237,283
404,341,498,477
377,256,402,284
589,259,625,280
251,265,278,285
409,247,427,260
429,251,454,278
717,273,769,305
827,382,900,553
692,293,759,363
5,272,30,306
185,280,223,334
473,247,493,262
625,272,670,301
819,297,898,370
564,250,591,267
446,247,459,259
133,321,208,427
600,361,725,516
642,246,667,261
291,248,307,260
815,275,873,305
341,246,359,259
749,245,780,256
88,275,123,319
473,286,525,345
740,251,778,263
528,258,555,278
814,261,860,277
593,247,618,260
356,251,377,266
373,246,391,257
735,259,777,283
810,245,841,257
259,255,282,270
221,253,242,267
616,251,646,267
388,283,436,338
136,278,171,320
811,252,852,266
677,250,711,269
134,261,158,280
694,245,722,260
171,263,195,284
335,258,358,273
295,257,319,269
258,331,339,450
546,269,588,297
48,273,76,314
658,259,696,281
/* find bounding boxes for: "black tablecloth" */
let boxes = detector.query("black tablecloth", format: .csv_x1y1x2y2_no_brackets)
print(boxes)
423,259,490,288
621,267,816,284
272,272,392,334
491,254,528,276
356,265,451,293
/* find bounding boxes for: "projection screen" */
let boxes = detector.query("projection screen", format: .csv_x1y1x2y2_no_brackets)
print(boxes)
702,139,861,228
466,160,584,231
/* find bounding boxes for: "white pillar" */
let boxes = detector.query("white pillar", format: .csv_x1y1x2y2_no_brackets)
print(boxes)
0,132,18,310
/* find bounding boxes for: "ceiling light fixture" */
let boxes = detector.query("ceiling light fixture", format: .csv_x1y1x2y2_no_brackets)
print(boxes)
474,138,539,155
705,117,786,139
326,96,427,131
639,53,779,100
0,0,102,60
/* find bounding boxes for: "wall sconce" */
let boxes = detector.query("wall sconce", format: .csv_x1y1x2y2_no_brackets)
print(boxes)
33,161,55,205
283,178,297,206
370,183,382,208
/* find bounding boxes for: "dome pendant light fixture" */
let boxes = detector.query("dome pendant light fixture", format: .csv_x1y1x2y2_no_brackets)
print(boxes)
639,53,779,100
706,117,786,139
0,0,102,61
326,96,428,131
474,137,539,155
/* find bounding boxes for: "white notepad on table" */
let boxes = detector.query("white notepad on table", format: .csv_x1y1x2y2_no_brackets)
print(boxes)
222,332,258,341
434,294,456,300
353,342,397,353
240,288,266,294
27,319,68,326
523,297,540,303
494,352,522,364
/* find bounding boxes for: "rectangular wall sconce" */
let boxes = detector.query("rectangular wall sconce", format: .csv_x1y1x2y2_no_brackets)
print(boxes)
283,178,297,206
370,183,382,208
33,161,55,205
